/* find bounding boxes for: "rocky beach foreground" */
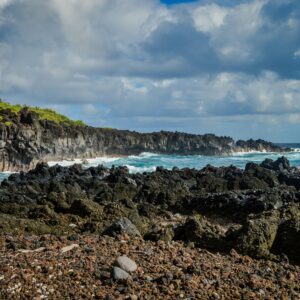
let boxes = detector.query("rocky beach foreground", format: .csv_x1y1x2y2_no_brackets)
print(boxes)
1,234,299,299
0,156,300,298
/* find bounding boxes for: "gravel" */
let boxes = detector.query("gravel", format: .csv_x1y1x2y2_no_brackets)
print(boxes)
0,234,299,299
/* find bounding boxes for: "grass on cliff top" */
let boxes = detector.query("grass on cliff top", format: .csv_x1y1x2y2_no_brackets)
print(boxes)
0,101,23,113
0,100,86,126
30,107,86,126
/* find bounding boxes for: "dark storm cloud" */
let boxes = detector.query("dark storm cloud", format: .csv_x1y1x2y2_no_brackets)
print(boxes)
141,19,219,77
135,0,300,79
250,1,300,78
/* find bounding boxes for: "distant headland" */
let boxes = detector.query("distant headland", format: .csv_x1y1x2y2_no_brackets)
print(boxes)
0,99,291,172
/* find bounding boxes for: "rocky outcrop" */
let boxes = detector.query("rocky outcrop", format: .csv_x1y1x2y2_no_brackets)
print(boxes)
1,157,300,264
0,110,291,172
235,139,286,152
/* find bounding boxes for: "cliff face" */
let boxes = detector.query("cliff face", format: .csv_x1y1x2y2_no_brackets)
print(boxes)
0,110,290,172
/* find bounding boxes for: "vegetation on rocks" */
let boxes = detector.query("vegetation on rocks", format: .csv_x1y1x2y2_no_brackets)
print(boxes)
0,99,85,126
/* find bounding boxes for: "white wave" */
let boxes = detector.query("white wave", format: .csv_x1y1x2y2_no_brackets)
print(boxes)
140,152,159,157
85,156,121,165
128,152,159,160
232,147,299,156
48,158,83,167
126,165,156,173
48,156,121,167
231,150,271,156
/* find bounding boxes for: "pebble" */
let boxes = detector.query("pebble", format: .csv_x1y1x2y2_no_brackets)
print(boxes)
115,255,137,273
61,244,79,253
112,267,130,280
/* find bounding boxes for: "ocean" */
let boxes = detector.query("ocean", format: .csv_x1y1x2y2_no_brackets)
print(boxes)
1,143,299,181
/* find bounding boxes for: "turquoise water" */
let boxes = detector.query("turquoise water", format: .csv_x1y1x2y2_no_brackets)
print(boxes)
82,147,300,173
1,144,300,180
0,173,12,181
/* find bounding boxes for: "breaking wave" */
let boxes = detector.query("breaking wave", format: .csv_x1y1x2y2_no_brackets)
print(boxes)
1,144,300,178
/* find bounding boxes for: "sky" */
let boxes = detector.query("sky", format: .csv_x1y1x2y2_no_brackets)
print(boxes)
0,0,300,142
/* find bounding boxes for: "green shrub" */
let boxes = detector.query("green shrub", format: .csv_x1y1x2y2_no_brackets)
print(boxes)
0,100,22,113
73,120,86,126
0,99,86,126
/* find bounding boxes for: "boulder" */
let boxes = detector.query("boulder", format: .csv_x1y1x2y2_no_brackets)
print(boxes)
175,215,229,251
272,217,300,264
104,217,141,237
235,212,280,259
260,156,291,172
68,198,102,218
144,225,175,242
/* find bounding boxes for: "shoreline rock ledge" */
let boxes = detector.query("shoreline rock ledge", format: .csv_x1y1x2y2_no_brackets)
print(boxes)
0,108,291,172
1,156,300,265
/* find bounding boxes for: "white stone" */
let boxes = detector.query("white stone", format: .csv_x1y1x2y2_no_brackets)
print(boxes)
116,255,137,272
112,267,130,280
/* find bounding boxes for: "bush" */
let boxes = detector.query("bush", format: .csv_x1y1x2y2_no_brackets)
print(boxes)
0,99,86,126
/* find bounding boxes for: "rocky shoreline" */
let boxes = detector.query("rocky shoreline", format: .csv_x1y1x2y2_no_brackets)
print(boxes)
0,108,291,172
1,156,300,298
0,156,299,263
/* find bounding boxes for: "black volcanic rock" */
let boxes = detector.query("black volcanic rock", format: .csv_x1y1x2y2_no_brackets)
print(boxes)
19,108,39,125
235,139,291,152
260,156,291,172
1,157,300,264
104,217,141,237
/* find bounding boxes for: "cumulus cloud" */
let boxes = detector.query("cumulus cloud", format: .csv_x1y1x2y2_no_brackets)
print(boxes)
192,3,229,33
0,0,300,141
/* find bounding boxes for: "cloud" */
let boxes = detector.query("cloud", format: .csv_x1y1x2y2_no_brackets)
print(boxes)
0,0,300,141
192,3,229,33
0,0,12,9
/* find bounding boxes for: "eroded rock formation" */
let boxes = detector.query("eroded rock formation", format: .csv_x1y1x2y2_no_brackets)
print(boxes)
1,156,300,264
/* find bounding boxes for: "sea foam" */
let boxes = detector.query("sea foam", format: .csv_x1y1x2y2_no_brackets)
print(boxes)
2,146,300,179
